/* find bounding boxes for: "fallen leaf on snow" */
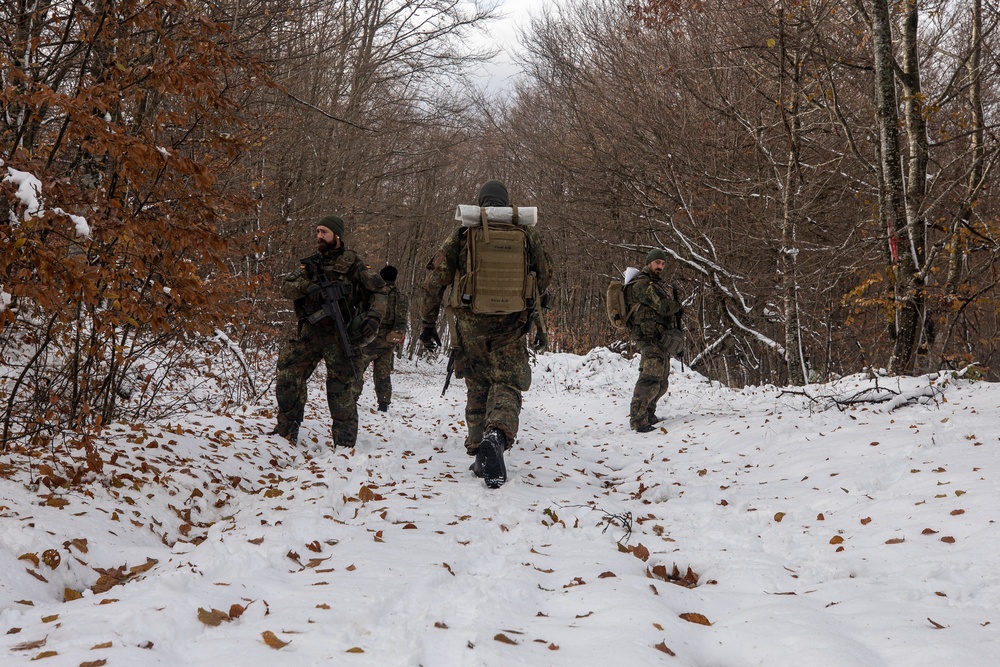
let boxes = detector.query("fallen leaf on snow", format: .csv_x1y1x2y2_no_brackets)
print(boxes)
494,633,518,645
261,631,288,649
679,612,712,626
655,642,676,655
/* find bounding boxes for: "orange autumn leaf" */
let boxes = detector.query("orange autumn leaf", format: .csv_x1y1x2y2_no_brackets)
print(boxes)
679,612,712,626
261,631,288,649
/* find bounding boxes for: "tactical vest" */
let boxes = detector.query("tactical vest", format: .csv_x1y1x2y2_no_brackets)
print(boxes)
450,208,536,315
294,249,359,323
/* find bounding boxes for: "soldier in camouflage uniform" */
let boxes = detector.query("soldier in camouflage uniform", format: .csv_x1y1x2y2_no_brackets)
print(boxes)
625,248,683,433
358,265,409,412
419,180,551,489
271,215,387,448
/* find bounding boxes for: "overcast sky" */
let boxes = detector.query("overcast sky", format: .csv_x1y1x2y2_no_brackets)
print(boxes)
474,0,549,92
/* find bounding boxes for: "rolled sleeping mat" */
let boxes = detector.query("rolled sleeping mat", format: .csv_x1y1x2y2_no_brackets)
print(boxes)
455,205,537,227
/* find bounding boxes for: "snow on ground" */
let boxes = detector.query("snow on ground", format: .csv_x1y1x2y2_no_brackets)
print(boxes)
1,348,998,666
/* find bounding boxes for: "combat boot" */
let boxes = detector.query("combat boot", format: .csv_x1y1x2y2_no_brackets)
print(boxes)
269,421,299,445
478,429,507,489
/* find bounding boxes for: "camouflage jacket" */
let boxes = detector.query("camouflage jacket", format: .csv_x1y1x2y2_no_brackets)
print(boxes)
281,245,387,330
421,224,551,336
625,267,681,343
377,283,409,344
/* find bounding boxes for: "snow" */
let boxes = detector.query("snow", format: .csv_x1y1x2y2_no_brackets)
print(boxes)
3,165,91,236
1,348,998,665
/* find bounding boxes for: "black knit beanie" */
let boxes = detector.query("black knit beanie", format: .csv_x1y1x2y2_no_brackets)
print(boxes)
477,180,510,207
379,265,398,283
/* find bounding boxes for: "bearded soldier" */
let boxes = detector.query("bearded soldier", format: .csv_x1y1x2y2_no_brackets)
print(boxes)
271,215,387,448
625,248,683,432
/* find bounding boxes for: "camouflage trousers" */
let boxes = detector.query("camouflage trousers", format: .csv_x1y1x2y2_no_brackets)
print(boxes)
274,321,365,447
629,340,671,430
455,315,531,453
358,339,396,407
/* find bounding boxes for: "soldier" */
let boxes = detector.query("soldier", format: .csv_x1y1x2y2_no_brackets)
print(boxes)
358,265,409,412
419,180,551,489
271,215,387,448
625,248,683,433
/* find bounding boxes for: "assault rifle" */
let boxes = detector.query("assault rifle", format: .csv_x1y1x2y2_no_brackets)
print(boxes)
302,255,359,381
441,347,457,397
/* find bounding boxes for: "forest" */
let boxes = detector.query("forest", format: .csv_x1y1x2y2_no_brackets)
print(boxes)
2,0,998,454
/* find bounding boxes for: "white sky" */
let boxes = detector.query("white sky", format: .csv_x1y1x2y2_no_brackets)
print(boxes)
475,0,550,91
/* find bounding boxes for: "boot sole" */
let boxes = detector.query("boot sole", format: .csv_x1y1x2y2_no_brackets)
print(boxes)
482,442,507,489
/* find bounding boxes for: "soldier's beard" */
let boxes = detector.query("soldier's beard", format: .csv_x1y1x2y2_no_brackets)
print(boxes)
317,238,340,252
652,267,663,276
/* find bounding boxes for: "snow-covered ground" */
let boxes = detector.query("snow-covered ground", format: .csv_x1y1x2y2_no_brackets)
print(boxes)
1,349,998,666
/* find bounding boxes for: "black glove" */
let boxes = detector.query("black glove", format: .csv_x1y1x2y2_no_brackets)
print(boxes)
360,317,380,344
420,325,441,351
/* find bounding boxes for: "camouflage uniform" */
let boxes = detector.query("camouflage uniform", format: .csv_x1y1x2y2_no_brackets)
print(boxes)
274,244,387,447
625,266,683,431
359,277,409,409
421,224,551,453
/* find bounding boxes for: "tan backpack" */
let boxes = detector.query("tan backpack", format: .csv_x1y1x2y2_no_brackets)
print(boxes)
606,268,640,329
451,207,537,315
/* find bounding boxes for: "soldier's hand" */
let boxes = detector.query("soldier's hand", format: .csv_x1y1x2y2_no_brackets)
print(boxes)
359,317,380,344
419,325,441,351
532,329,548,352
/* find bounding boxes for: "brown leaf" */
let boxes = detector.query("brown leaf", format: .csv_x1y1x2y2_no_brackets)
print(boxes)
91,641,113,649
885,538,905,545
129,559,157,576
773,512,785,522
494,633,518,645
80,660,108,667
13,637,47,651
358,485,376,503
548,643,560,650
679,612,712,626
631,543,650,562
41,615,58,623
264,488,283,498
261,631,288,649
860,517,872,525
316,603,331,610
40,550,60,570
928,618,946,629
63,588,83,602
346,647,365,653
940,536,956,544
922,528,938,535
247,537,264,545
598,571,617,578
403,523,417,529
305,540,322,553
228,604,245,619
829,535,844,545
31,650,58,660
197,608,230,626
18,553,40,567
65,538,88,554
950,509,965,516
45,497,69,509
654,642,676,656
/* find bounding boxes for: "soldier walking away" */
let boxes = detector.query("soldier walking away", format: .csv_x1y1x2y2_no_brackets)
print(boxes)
358,265,409,412
271,215,387,448
625,249,683,433
419,180,551,489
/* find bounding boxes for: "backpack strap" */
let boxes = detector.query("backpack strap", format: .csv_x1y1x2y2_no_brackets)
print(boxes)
480,206,490,244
